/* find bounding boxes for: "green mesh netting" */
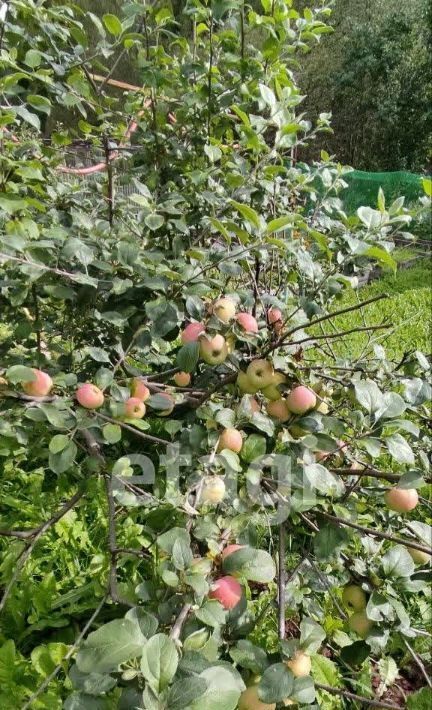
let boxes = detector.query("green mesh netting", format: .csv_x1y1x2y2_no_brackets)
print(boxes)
341,170,425,212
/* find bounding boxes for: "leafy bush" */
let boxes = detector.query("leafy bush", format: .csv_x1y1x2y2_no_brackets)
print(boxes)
0,1,431,708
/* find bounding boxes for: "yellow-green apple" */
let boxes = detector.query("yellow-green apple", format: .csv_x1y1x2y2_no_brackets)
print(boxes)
342,584,367,611
217,427,243,453
289,424,307,439
131,378,150,402
262,371,286,401
238,685,275,710
156,392,175,416
286,385,316,414
213,296,236,323
286,651,311,677
181,322,205,343
237,371,259,394
22,369,53,396
348,611,373,638
201,476,226,504
200,334,228,365
267,399,290,423
174,371,191,387
385,487,419,513
221,543,245,560
124,397,146,419
407,547,431,565
209,575,243,609
76,383,104,409
237,312,259,334
268,307,282,324
246,359,274,389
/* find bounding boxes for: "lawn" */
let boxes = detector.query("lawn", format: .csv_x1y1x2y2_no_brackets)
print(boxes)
309,261,431,362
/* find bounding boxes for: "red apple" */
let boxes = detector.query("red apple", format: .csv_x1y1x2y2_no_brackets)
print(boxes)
217,427,243,453
200,334,228,365
181,322,205,343
236,312,259,334
76,383,104,409
385,487,418,513
209,575,242,609
286,385,316,414
268,307,282,324
174,371,191,387
124,397,146,419
22,369,53,397
131,378,150,402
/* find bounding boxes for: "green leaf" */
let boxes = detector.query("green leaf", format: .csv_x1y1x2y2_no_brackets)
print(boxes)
357,206,382,229
381,545,415,578
259,84,276,107
158,528,190,554
64,693,108,710
229,640,269,674
291,676,316,704
6,365,36,384
241,434,266,463
76,619,145,674
140,633,178,693
299,618,326,654
386,433,415,465
266,215,295,234
24,49,42,68
195,600,227,628
258,663,294,703
0,195,28,214
189,666,244,710
311,655,341,686
125,607,158,639
314,525,349,560
222,547,276,583
49,434,69,454
365,246,396,273
168,677,208,709
16,106,40,130
103,14,123,35
176,342,200,373
354,379,382,413
422,178,432,197
103,424,121,444
145,213,165,231
69,664,117,695
49,441,77,474
366,592,395,622
172,537,193,571
230,200,262,230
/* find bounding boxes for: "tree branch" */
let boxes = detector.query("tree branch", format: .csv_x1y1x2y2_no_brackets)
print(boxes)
170,603,192,641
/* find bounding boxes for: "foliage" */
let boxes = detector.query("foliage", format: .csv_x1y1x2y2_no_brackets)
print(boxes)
0,1,431,708
299,0,432,171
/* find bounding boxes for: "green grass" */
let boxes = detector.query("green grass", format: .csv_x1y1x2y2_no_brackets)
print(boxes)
310,262,432,362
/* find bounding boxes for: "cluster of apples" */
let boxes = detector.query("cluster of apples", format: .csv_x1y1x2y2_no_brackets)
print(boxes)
181,296,282,366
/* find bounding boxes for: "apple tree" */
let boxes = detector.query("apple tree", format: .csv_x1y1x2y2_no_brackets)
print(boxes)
0,1,431,708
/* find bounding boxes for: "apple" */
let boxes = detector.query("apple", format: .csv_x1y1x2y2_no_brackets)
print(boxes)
181,322,205,343
342,584,367,611
407,547,431,565
200,334,228,365
131,378,150,402
201,476,226,504
156,392,175,416
350,461,366,472
385,487,419,513
246,359,274,389
22,369,53,397
267,399,290,423
348,611,373,638
247,396,260,414
268,307,282,324
221,543,245,560
124,397,146,419
238,685,275,710
213,296,236,323
236,312,259,334
316,401,329,414
289,424,307,439
174,371,191,387
217,427,243,453
286,386,316,415
286,651,311,678
237,371,259,394
76,383,104,409
262,372,286,401
209,575,242,609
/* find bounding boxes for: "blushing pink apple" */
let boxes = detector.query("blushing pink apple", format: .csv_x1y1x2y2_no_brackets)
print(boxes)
200,334,228,365
209,575,243,609
131,378,150,402
76,383,104,409
174,371,191,387
124,397,146,419
217,427,243,453
286,385,316,414
236,312,259,334
181,322,205,344
22,368,53,397
268,307,282,324
385,487,419,513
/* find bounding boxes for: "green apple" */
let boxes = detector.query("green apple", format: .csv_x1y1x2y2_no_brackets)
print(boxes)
342,584,367,611
246,359,274,389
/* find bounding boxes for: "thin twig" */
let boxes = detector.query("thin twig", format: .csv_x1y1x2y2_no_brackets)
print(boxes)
170,603,192,641
0,489,84,539
21,596,107,710
403,638,432,688
95,412,170,445
278,524,286,640
315,683,400,709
